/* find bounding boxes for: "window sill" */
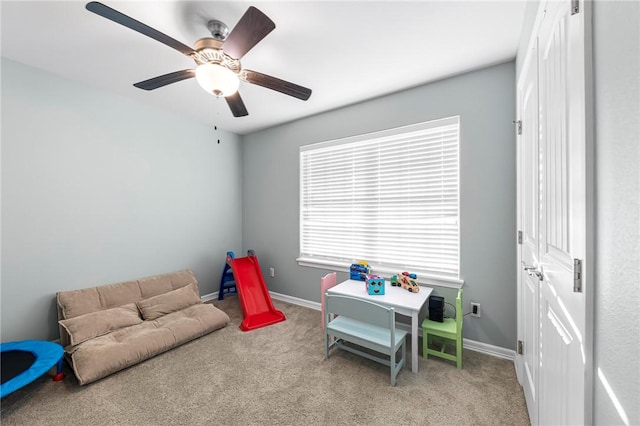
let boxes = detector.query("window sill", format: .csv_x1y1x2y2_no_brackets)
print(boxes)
296,257,464,289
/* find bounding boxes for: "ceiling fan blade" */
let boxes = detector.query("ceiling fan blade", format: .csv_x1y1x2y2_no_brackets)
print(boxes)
223,6,275,59
243,70,312,101
225,92,249,117
133,70,195,90
86,2,195,57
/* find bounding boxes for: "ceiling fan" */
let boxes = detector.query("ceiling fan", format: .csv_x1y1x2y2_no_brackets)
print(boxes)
85,2,312,117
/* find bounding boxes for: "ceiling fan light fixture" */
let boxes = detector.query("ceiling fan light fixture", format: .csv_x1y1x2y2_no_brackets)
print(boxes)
86,2,311,117
195,63,239,97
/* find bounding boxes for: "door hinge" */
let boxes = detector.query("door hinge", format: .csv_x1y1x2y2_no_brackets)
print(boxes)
571,0,579,15
517,230,523,244
573,258,582,293
517,340,524,355
513,120,522,135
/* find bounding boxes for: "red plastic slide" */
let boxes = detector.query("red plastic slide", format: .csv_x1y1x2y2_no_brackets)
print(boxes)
227,251,286,331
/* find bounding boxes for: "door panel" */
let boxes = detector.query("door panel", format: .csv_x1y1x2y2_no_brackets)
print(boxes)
538,0,587,424
540,300,574,426
522,273,538,411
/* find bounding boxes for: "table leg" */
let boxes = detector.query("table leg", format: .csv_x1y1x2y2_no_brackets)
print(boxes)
411,311,418,373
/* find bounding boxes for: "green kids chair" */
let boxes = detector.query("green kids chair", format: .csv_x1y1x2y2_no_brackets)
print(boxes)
421,288,463,369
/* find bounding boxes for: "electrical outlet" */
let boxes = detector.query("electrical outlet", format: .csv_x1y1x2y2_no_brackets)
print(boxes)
269,267,275,278
470,302,481,318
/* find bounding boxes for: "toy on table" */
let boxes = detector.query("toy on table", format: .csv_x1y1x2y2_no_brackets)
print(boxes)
366,275,385,295
391,272,420,293
349,261,371,281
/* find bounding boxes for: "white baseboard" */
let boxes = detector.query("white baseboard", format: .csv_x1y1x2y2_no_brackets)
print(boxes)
270,291,321,311
202,290,321,310
201,292,218,302
203,289,515,361
463,338,515,361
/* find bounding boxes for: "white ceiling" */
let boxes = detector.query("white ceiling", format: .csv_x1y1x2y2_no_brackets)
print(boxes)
1,1,527,135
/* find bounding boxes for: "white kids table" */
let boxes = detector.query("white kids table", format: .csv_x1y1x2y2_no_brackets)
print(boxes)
327,279,432,373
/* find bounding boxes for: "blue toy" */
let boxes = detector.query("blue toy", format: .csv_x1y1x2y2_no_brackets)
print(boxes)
366,275,385,295
350,262,371,281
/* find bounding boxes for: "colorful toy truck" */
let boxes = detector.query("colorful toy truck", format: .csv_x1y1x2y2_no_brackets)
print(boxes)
366,275,385,295
391,272,420,293
350,262,371,281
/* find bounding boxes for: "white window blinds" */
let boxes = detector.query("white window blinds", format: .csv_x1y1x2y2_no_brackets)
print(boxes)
299,116,460,280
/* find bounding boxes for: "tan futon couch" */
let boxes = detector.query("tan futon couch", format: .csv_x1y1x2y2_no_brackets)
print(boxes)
56,269,229,385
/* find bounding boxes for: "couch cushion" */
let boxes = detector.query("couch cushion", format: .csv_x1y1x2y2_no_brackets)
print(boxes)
138,269,199,298
59,303,143,346
57,280,140,319
68,303,230,385
136,283,201,320
97,281,143,310
69,321,176,385
154,303,231,344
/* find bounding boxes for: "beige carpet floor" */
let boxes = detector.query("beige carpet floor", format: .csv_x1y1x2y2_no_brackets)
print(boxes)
1,296,530,425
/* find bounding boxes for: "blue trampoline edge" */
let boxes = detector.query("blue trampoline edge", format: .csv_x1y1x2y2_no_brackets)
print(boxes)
1,340,65,398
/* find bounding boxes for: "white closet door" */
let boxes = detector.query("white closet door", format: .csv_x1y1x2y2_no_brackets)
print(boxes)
517,0,591,424
538,0,589,424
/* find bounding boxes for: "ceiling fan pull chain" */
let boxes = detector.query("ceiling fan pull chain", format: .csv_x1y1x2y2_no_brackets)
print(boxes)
214,107,221,144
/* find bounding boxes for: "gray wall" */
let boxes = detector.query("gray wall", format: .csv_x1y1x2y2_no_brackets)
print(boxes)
1,58,243,342
242,62,517,350
592,1,640,424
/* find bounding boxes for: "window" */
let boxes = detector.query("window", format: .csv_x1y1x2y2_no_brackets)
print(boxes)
299,116,460,283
